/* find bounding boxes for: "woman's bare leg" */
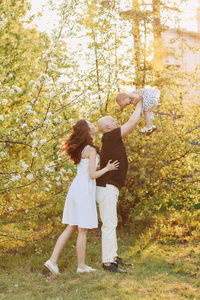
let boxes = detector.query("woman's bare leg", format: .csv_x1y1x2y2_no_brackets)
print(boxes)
143,111,153,128
76,227,88,269
50,225,77,265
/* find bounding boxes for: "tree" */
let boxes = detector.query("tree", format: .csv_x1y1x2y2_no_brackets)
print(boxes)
0,0,79,251
1,0,199,252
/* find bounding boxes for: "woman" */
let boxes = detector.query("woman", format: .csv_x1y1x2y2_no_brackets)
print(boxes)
44,119,119,274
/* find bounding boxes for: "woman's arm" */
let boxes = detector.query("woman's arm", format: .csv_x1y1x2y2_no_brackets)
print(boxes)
88,148,119,179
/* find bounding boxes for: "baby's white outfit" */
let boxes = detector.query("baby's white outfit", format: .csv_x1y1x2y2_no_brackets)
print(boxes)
138,87,160,112
62,145,98,229
129,87,160,119
129,87,160,134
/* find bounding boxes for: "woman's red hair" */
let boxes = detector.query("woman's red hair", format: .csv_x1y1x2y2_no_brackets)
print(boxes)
61,119,98,164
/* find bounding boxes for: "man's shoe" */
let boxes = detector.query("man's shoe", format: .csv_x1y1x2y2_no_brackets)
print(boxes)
115,256,134,267
102,263,126,273
114,256,125,265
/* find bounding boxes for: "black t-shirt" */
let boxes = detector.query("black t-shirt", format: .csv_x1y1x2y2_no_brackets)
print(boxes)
96,127,128,189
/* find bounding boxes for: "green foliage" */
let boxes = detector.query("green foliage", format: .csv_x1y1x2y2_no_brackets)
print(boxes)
0,0,79,250
0,0,199,251
116,71,200,239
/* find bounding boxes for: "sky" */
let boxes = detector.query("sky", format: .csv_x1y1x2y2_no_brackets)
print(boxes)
178,0,200,32
28,0,200,34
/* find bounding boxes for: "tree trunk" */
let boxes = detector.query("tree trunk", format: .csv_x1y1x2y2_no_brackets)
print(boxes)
152,0,164,71
132,0,142,88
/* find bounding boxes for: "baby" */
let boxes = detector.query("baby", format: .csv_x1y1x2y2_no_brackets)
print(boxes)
116,87,160,135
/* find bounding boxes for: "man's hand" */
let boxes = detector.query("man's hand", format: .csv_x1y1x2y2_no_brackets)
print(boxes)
129,92,142,106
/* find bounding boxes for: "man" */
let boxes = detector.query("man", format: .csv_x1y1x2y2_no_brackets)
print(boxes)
96,99,143,273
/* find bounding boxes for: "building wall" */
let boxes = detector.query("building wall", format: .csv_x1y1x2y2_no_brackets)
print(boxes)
162,28,200,72
161,28,200,105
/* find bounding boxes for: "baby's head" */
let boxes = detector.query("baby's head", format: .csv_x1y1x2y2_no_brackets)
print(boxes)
116,92,130,108
116,91,140,108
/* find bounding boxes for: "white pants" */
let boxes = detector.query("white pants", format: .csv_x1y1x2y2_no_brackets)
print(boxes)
96,184,119,263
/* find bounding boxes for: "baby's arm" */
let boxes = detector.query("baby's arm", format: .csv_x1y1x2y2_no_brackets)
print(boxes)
129,91,143,106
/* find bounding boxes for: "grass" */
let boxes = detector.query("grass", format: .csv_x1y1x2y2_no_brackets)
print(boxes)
0,228,199,300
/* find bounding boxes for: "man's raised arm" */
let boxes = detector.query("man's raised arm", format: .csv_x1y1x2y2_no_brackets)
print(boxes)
121,100,143,138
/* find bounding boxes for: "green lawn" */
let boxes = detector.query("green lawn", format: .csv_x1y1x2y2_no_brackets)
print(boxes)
0,229,199,300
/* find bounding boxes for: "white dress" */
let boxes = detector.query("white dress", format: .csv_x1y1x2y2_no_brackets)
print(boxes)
138,87,160,112
62,145,98,229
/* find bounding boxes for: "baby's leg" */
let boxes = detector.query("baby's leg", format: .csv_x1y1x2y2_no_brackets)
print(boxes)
143,110,153,128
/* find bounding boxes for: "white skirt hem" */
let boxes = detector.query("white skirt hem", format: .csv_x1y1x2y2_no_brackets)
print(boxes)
62,222,98,229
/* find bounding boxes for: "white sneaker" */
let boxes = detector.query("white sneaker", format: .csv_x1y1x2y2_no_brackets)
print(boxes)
140,126,157,135
152,125,157,131
44,260,60,275
77,265,96,274
85,265,96,272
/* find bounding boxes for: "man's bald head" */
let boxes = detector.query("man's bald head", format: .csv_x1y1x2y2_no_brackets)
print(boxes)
98,116,118,133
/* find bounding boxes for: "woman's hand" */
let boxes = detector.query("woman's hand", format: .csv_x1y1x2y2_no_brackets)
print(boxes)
105,160,119,171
